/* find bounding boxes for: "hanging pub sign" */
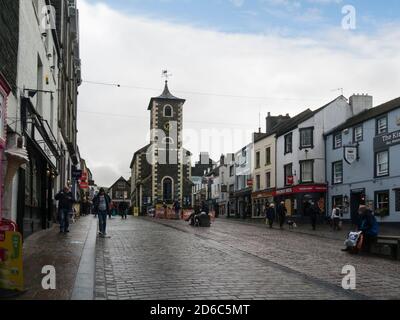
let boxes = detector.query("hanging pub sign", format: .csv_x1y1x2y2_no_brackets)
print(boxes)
374,129,400,151
343,145,358,165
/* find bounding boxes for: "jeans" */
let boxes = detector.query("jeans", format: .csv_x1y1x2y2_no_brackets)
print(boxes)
98,210,107,234
59,208,70,232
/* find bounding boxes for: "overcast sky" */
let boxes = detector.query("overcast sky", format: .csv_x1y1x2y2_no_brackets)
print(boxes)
77,0,400,187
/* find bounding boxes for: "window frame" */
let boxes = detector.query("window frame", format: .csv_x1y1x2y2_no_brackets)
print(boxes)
299,159,314,184
332,161,343,185
375,150,389,178
255,174,261,191
353,125,363,143
163,105,173,117
374,190,390,217
284,133,293,154
376,115,388,136
265,171,271,189
333,132,342,149
265,147,271,165
284,163,293,187
299,127,314,150
255,151,261,169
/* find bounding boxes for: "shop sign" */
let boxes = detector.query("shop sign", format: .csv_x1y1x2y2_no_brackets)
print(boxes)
247,179,253,187
374,129,400,151
0,231,24,291
274,185,327,196
343,145,358,165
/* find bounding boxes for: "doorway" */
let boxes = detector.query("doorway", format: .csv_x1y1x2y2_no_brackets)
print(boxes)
350,189,365,225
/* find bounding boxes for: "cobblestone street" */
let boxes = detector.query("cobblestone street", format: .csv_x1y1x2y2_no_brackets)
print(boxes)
95,217,400,300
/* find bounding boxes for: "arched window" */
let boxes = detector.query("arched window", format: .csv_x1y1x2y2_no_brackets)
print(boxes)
162,177,173,202
162,137,174,145
163,105,173,117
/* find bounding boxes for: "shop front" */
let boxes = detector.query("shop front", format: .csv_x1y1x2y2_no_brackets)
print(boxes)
233,187,252,218
274,184,327,217
251,189,274,218
18,98,60,238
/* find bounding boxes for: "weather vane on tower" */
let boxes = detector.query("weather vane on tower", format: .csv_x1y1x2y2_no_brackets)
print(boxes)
162,69,172,82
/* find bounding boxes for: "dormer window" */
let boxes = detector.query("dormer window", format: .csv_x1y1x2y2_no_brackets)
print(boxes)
164,105,173,117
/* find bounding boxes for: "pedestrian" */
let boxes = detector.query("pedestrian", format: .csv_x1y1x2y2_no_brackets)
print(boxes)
173,199,181,220
308,201,320,231
276,201,287,230
92,188,111,237
266,203,275,229
357,205,379,252
119,202,127,220
331,204,341,231
55,186,75,233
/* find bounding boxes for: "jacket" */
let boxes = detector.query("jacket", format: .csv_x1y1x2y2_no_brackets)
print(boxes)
276,204,287,217
358,210,379,237
92,193,111,214
266,207,275,220
55,191,75,211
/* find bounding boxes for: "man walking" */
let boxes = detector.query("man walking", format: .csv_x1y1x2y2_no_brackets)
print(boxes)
55,186,75,233
276,201,287,230
266,203,275,229
93,188,111,237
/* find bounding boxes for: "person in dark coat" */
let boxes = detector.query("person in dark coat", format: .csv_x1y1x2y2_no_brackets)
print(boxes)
266,203,275,229
276,201,287,229
358,205,379,252
119,202,128,220
55,186,75,233
307,201,320,231
173,200,181,220
92,188,111,237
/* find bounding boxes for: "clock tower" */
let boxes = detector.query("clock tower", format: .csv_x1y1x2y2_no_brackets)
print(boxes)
147,80,189,205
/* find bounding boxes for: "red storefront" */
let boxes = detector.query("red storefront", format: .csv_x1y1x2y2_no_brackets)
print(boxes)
273,184,327,217
0,73,11,221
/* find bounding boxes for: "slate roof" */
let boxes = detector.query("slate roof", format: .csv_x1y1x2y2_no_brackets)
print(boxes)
325,97,400,136
147,81,185,110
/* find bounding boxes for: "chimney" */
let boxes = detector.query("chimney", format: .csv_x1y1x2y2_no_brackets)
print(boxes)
266,113,291,135
220,154,225,165
349,94,373,116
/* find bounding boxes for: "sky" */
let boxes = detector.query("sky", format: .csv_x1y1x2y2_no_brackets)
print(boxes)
77,0,400,187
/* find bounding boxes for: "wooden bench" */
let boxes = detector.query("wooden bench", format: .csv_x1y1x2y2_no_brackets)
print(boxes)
374,236,400,260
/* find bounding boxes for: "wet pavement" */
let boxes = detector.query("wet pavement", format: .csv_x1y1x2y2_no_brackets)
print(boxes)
12,215,400,300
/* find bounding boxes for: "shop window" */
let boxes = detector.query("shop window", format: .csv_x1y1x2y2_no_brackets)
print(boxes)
376,115,388,135
300,160,313,183
284,133,292,154
332,195,343,210
353,125,363,142
332,161,343,184
333,133,342,149
375,150,389,177
375,191,389,217
300,127,314,149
